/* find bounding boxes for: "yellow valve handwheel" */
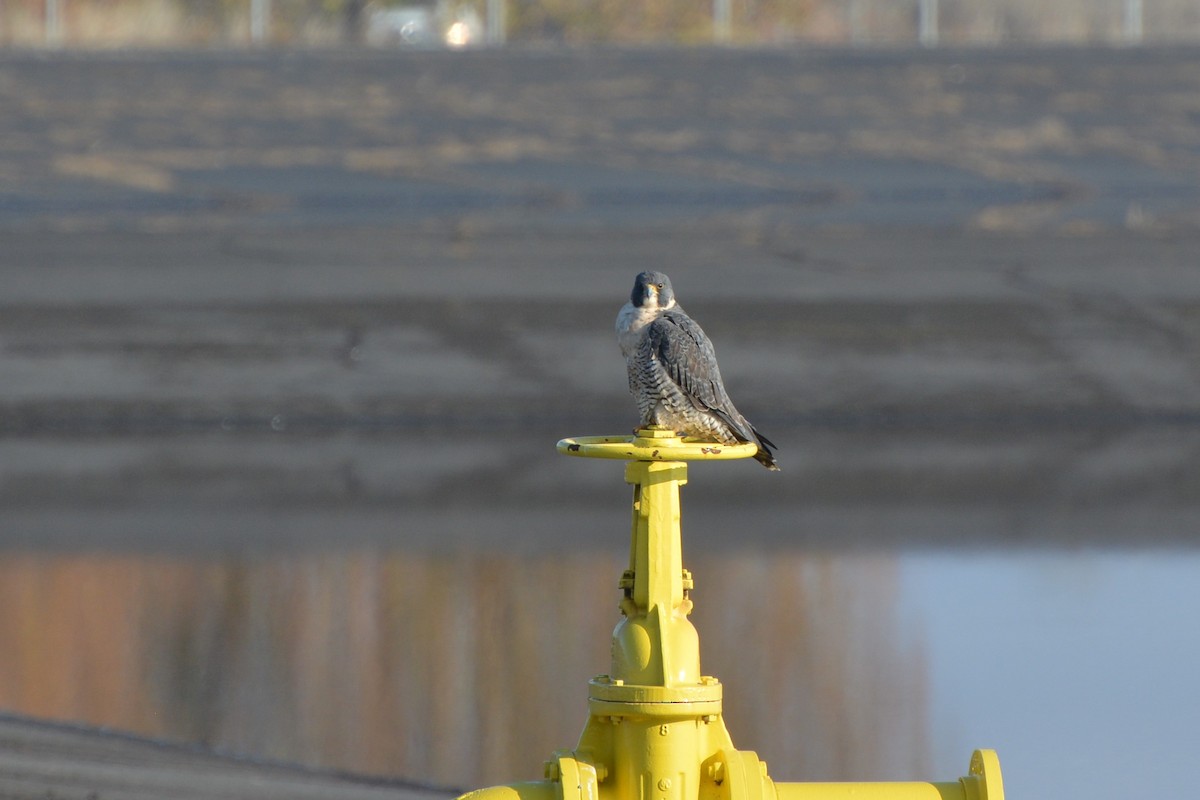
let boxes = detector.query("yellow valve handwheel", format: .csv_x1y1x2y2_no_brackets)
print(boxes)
558,428,758,462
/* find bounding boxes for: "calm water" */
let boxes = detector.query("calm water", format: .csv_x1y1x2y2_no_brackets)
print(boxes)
902,550,1200,800
3,546,1195,799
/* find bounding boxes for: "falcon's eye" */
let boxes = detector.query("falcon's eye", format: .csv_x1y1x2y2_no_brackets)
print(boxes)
656,283,664,289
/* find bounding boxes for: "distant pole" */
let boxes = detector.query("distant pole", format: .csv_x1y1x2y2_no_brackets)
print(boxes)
45,0,64,47
713,0,732,44
344,0,365,45
849,0,867,44
250,0,270,45
918,0,938,46
1123,0,1143,44
487,0,506,45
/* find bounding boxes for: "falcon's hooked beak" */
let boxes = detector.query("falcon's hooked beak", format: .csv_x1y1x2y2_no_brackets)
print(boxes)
643,282,675,309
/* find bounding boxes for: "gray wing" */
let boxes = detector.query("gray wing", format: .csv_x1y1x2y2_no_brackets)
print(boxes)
646,310,752,438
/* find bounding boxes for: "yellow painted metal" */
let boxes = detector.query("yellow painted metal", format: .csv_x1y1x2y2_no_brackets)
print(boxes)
775,780,970,800
773,750,1004,800
558,428,758,462
454,428,1003,800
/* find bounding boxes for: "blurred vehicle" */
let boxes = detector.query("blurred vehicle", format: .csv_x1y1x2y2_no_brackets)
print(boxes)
367,5,437,47
367,3,483,48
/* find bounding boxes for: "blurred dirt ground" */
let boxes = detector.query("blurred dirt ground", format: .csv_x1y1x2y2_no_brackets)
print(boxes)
0,711,455,800
1,46,1198,550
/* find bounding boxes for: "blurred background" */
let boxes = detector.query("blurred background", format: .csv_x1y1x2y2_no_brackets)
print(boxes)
5,0,1200,47
1,3,1199,800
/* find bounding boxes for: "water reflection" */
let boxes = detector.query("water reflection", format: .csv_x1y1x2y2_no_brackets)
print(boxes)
0,551,926,788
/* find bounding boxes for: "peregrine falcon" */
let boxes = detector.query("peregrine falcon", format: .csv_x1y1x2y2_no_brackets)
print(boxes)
616,271,779,470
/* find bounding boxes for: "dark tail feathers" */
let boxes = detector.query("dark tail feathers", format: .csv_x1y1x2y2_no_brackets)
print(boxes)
751,426,779,471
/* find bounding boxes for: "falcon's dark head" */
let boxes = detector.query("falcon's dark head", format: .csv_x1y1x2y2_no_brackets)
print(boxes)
630,271,676,309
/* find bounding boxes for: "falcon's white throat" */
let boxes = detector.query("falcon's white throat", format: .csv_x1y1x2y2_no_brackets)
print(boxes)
615,295,676,359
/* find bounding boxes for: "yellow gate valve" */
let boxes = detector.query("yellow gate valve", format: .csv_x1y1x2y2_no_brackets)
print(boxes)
456,428,1003,800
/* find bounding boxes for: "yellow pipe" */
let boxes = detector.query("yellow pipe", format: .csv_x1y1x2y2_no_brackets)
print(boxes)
777,783,965,800
775,750,1003,800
